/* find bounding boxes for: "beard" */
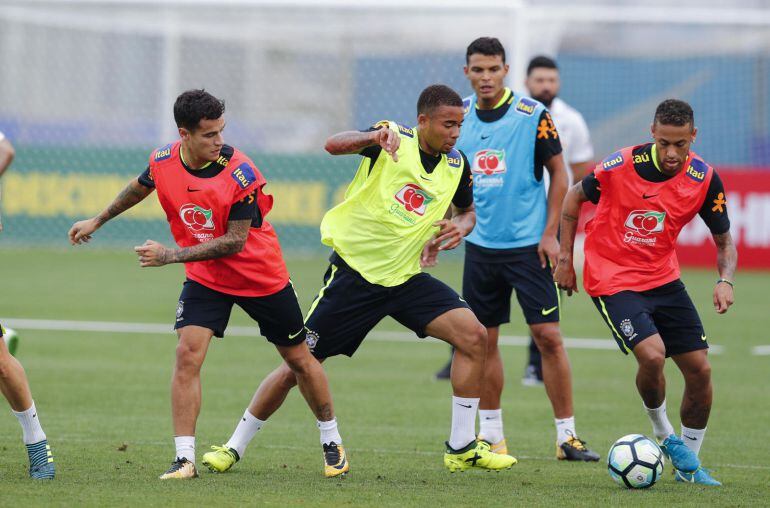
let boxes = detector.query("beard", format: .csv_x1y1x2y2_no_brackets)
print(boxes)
532,92,555,108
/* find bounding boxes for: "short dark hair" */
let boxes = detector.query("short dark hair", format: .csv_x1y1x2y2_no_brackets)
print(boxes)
417,84,463,115
654,99,694,128
527,55,558,76
173,89,225,132
466,37,506,64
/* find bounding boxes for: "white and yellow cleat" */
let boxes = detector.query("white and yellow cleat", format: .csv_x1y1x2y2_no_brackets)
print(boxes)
477,435,508,455
159,458,199,479
323,442,349,478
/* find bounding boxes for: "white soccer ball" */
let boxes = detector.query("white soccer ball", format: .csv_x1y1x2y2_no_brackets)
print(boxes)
607,434,664,489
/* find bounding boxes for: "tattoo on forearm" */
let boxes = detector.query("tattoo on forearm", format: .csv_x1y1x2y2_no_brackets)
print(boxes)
168,220,251,263
97,181,151,226
713,232,737,280
330,131,375,154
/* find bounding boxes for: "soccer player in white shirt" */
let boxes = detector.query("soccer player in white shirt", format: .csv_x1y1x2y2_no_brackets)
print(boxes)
523,56,595,385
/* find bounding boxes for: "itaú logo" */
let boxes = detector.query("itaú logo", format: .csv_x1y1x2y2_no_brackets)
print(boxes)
624,210,665,236
179,204,215,231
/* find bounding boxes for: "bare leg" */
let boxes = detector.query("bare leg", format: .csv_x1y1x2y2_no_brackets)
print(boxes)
171,325,212,436
0,339,33,412
632,334,667,409
479,327,503,410
530,322,573,418
276,343,334,421
671,350,712,429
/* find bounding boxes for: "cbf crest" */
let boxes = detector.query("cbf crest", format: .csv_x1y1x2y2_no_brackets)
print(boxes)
620,319,636,339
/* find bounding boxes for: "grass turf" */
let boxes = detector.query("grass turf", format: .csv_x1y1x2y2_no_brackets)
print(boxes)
0,248,768,506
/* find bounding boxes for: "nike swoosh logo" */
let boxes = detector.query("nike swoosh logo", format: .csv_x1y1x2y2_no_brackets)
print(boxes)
419,175,432,181
642,193,659,199
456,403,472,408
683,435,697,441
187,186,201,192
701,335,707,341
541,306,558,316
288,328,305,340
481,135,490,139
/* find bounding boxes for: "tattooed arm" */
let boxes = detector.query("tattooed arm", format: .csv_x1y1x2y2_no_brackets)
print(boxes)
134,218,251,267
712,231,737,314
325,127,400,162
553,182,590,296
69,178,154,244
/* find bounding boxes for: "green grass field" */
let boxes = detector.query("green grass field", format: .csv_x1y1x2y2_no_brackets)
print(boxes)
0,248,768,506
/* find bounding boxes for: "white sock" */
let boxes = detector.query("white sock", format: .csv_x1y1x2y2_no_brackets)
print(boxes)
478,409,504,444
643,400,675,441
12,401,46,445
174,435,195,464
681,425,706,456
225,410,265,458
555,416,576,445
449,396,479,450
318,418,342,445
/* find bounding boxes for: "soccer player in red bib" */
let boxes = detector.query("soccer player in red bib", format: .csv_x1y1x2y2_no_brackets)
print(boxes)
69,90,346,479
555,99,736,486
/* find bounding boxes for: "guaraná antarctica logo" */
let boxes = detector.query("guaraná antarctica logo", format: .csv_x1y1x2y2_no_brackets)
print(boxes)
179,204,215,232
471,149,507,176
623,210,666,245
394,183,434,216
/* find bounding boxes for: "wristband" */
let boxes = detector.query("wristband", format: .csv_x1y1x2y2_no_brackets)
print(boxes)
716,278,733,288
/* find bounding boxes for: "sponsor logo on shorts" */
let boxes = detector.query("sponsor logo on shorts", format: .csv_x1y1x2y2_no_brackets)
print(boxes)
623,210,666,246
176,300,184,322
288,327,305,340
541,306,558,316
471,149,506,176
620,318,637,340
305,329,319,352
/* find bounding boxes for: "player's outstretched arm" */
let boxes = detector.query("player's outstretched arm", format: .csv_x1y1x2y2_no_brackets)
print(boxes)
554,182,588,296
325,128,399,161
540,153,569,270
712,231,737,314
69,178,154,245
134,218,251,267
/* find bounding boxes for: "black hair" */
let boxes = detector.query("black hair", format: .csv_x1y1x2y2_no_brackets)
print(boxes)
173,89,225,132
466,37,506,64
417,84,463,115
654,99,694,128
527,55,558,76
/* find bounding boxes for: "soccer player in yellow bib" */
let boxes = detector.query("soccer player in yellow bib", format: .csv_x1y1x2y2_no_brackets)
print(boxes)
204,85,516,474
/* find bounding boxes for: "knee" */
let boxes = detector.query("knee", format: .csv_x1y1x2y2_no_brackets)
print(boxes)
533,328,564,357
0,355,13,380
276,362,300,389
456,323,487,357
685,362,712,386
175,342,203,375
638,352,666,374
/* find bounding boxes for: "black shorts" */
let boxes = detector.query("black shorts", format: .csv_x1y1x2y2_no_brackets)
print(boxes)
462,243,559,327
303,252,470,359
174,279,306,347
591,279,708,357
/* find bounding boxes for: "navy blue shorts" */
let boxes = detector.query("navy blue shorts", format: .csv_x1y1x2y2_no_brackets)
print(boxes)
303,252,470,359
591,279,708,357
462,242,559,327
175,279,306,347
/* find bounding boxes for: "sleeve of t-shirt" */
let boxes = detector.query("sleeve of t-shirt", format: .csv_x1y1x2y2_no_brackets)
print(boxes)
228,189,260,224
567,113,594,164
137,165,155,188
451,151,474,209
581,173,601,204
698,170,730,235
535,110,563,165
359,125,384,160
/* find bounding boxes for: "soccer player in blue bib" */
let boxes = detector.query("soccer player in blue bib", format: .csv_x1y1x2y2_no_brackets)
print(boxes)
456,37,598,461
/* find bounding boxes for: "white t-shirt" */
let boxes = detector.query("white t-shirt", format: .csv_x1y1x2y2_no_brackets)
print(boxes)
547,97,593,185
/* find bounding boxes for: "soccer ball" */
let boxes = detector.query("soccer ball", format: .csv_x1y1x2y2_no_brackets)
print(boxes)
2,327,18,356
607,434,664,489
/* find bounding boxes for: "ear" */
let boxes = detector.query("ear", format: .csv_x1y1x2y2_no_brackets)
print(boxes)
463,65,469,78
503,63,510,76
649,123,655,138
417,113,429,128
178,127,189,140
691,126,698,143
